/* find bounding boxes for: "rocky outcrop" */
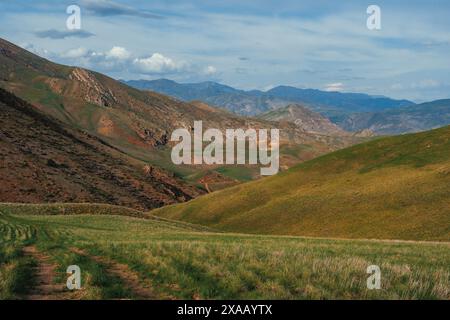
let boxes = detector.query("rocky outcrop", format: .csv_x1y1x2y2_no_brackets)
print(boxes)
259,104,349,136
69,68,117,107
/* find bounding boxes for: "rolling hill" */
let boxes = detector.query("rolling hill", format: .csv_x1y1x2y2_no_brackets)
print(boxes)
152,125,450,241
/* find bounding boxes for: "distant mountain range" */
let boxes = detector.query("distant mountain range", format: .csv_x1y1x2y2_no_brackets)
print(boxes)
340,99,450,135
123,79,414,122
258,100,450,136
124,79,450,135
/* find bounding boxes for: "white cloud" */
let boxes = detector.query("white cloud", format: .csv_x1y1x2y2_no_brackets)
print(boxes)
203,65,217,75
262,84,276,91
3,2,450,100
390,83,404,90
105,46,131,60
20,43,50,58
133,53,185,74
27,42,211,78
59,46,130,61
55,46,131,72
324,82,344,92
391,79,441,91
411,79,440,89
61,47,89,59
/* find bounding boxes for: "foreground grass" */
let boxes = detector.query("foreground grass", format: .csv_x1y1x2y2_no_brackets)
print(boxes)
0,211,448,299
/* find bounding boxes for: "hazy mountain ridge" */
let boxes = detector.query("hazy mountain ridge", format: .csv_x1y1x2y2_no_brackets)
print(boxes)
341,99,450,134
123,79,415,122
124,79,450,135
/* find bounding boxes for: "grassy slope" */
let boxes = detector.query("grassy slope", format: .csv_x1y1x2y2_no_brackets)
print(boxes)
0,209,448,299
152,126,450,241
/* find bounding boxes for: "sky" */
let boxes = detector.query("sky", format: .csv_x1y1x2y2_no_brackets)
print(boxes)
0,0,450,102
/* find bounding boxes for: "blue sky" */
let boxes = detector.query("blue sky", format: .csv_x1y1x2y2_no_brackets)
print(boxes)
1,0,450,102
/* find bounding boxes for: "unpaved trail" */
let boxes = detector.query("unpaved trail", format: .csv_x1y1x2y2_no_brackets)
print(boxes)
22,246,74,300
70,248,162,300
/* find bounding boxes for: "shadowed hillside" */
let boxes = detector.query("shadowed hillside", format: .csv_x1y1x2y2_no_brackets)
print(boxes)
0,88,202,210
152,126,450,241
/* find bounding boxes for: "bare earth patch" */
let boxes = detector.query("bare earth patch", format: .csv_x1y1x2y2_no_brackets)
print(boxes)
22,246,76,300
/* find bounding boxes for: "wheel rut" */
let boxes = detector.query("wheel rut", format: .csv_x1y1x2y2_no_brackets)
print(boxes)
22,246,74,300
70,247,161,300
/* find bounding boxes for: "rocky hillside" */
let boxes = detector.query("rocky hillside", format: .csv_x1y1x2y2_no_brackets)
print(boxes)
0,38,337,148
0,87,202,210
258,104,349,136
0,37,362,185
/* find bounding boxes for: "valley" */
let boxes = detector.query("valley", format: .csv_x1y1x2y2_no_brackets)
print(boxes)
0,35,449,301
0,37,361,192
152,125,450,241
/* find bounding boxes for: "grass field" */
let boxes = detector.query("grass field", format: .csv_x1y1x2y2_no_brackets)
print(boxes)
0,206,448,300
152,126,450,241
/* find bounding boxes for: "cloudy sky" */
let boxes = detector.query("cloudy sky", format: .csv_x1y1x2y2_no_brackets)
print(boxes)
1,0,449,102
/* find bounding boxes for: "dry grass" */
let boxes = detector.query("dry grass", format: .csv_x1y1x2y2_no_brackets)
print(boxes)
1,211,448,300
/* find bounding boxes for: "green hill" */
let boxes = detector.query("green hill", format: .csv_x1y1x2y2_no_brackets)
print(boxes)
151,126,450,241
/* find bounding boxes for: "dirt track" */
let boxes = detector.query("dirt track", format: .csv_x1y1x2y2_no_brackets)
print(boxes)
22,246,73,300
